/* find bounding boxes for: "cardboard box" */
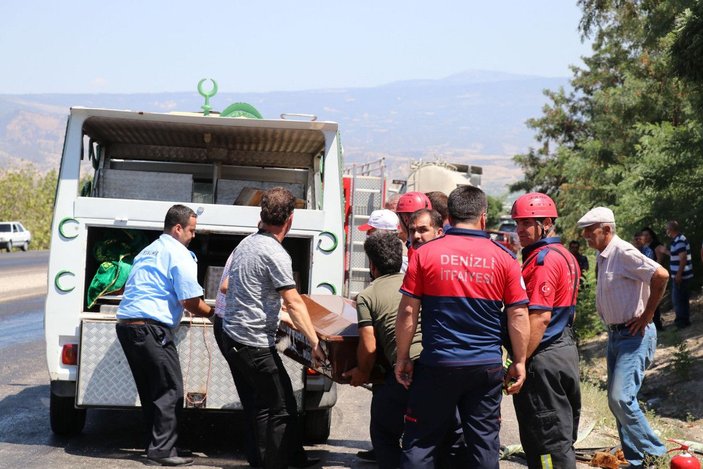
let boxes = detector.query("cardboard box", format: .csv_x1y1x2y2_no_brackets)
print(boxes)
234,186,306,209
276,294,384,384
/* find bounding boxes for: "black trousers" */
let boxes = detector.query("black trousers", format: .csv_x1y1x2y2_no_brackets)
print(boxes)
116,322,183,459
371,370,467,469
220,331,307,469
401,363,502,469
513,327,581,469
371,372,408,468
213,316,263,467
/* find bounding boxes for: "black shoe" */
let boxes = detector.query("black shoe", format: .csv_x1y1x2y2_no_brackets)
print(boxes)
356,449,377,462
675,320,692,329
146,455,194,466
289,457,321,468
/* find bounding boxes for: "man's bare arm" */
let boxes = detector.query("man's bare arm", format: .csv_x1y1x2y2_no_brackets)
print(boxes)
675,251,687,284
219,274,229,294
526,309,551,358
626,266,669,335
182,297,213,318
342,326,376,386
394,295,420,389
505,304,530,394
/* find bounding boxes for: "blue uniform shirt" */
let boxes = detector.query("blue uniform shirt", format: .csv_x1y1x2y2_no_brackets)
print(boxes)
117,234,203,327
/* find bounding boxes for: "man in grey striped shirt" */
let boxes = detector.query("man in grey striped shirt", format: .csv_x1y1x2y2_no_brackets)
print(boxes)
577,207,669,468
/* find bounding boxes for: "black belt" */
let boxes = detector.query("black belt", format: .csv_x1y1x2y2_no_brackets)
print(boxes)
607,323,629,331
117,318,166,327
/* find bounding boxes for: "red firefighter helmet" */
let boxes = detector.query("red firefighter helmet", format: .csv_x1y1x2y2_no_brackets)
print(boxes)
511,192,558,219
396,192,432,213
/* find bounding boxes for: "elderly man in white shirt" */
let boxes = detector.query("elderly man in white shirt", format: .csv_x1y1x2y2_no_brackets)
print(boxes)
577,207,668,468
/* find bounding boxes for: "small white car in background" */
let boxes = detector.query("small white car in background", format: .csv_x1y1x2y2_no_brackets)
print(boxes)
0,221,31,252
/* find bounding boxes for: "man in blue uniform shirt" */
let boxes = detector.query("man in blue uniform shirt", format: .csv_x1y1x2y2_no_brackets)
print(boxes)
116,204,214,467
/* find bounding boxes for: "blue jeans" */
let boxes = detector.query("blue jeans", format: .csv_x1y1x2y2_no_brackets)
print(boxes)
606,324,666,466
671,278,691,324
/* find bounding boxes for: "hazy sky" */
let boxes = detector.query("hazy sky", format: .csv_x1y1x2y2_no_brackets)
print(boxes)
1,1,591,94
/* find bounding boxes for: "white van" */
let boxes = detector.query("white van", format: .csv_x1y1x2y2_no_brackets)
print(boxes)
0,221,31,252
45,100,346,442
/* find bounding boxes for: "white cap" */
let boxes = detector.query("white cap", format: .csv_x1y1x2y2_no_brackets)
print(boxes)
358,209,399,231
576,207,615,229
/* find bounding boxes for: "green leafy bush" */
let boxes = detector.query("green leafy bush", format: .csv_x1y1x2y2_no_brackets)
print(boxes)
573,256,605,342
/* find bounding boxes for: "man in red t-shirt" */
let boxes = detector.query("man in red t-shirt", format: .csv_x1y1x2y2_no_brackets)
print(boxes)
395,185,530,469
511,192,581,469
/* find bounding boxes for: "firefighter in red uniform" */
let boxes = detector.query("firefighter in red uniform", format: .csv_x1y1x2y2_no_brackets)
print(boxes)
511,192,582,469
395,185,530,469
395,192,432,252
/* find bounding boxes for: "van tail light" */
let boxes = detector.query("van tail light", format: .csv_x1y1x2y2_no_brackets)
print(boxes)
306,367,320,376
61,344,78,365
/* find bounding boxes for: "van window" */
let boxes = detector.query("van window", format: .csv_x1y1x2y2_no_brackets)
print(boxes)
0,224,10,232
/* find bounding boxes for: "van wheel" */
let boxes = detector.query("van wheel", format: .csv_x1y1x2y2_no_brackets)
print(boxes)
302,409,331,443
50,392,86,435
20,242,28,251
5,241,11,252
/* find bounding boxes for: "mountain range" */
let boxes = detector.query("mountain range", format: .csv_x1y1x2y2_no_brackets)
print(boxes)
0,70,568,195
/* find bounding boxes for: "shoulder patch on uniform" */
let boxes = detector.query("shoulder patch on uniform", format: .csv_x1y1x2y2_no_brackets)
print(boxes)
540,282,552,295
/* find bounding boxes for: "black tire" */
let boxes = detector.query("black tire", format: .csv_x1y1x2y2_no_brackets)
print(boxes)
20,241,28,251
302,408,331,444
50,392,86,435
5,241,12,252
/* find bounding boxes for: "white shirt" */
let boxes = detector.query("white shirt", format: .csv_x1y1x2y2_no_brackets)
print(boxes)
596,235,660,324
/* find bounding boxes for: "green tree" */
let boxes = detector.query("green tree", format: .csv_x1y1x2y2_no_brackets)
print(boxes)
512,0,703,260
0,164,57,250
486,194,504,229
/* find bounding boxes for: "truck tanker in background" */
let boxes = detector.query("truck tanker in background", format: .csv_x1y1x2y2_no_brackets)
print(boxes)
403,159,482,194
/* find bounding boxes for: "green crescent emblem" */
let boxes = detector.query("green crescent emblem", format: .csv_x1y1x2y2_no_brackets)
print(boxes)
198,78,218,116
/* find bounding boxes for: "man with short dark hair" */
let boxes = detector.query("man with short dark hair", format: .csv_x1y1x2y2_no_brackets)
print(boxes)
116,204,214,467
407,208,443,250
222,187,324,469
425,191,449,228
665,220,693,328
395,185,530,468
568,240,589,273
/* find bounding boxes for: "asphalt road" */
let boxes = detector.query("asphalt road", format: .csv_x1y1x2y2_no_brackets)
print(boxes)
0,251,529,468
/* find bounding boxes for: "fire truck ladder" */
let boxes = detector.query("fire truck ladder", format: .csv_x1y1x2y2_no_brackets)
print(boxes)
344,158,387,298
